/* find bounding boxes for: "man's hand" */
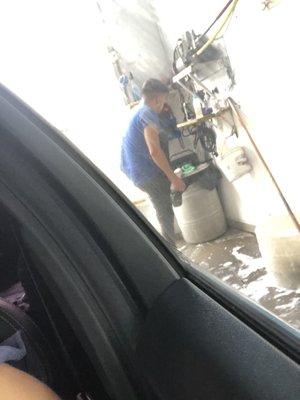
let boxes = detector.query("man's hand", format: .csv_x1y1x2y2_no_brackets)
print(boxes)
170,175,186,192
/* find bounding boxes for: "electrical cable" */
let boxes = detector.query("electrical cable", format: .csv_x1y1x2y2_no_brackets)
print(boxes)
198,124,218,156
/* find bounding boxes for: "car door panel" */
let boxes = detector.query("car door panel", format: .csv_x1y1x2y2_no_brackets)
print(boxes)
137,278,300,400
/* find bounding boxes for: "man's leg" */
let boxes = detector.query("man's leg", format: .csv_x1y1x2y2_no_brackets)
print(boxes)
139,174,176,245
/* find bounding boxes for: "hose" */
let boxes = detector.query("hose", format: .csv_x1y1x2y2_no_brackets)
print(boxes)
195,0,240,58
199,0,235,39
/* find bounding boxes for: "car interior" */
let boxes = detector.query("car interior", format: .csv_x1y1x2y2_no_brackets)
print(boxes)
0,205,107,399
0,84,299,399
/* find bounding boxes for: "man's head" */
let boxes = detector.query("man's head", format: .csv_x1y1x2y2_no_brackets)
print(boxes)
142,79,169,113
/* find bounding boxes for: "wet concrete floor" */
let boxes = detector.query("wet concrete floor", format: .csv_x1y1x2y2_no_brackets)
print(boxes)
177,229,300,331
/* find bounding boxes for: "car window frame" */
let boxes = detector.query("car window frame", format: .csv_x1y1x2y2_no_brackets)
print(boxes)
0,83,299,364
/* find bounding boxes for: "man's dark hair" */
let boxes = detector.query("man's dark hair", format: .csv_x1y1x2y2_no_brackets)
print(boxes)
142,78,169,100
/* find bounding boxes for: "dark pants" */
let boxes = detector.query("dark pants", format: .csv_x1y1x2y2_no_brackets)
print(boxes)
139,174,175,244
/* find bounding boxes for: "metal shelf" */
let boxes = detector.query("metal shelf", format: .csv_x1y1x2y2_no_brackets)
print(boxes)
172,63,215,96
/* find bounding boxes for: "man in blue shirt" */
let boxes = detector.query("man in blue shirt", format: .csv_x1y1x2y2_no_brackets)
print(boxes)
121,79,186,244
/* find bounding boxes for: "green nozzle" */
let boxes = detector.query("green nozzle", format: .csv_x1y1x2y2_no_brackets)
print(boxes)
181,163,196,174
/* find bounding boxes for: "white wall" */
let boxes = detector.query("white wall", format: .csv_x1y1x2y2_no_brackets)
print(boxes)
1,0,298,226
0,0,142,202
99,0,172,86
222,1,299,224
153,0,300,226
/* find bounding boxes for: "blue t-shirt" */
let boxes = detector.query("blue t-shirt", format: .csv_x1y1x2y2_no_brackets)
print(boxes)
121,105,161,186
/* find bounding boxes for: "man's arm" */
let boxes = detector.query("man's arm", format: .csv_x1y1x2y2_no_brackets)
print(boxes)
144,125,186,192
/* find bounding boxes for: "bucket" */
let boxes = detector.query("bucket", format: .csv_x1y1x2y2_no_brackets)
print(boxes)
173,182,226,244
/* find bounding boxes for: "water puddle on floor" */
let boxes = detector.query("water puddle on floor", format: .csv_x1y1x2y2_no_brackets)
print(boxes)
177,229,300,330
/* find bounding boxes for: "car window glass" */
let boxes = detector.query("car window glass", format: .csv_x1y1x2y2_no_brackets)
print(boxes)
1,0,299,332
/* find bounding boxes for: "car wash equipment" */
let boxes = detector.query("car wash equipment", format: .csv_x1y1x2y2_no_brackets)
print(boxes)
173,30,222,73
192,94,203,118
171,190,184,208
181,163,196,175
171,161,225,243
128,72,141,101
218,147,252,182
173,181,226,244
170,150,199,170
195,123,218,157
